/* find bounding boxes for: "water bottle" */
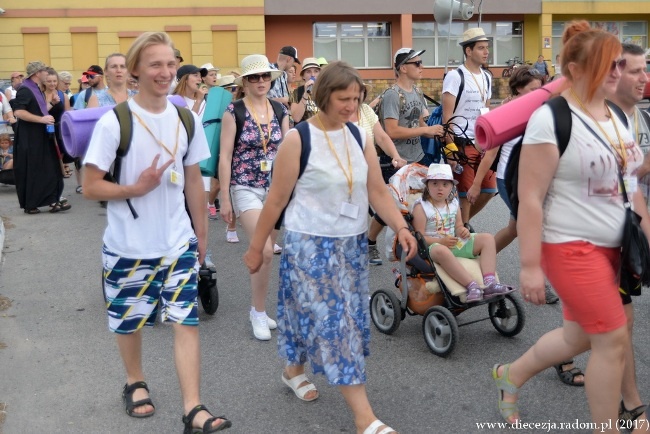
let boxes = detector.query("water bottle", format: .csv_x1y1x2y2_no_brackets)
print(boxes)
453,164,463,175
46,124,55,134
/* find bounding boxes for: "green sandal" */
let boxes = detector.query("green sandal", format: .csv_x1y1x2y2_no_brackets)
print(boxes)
492,364,519,425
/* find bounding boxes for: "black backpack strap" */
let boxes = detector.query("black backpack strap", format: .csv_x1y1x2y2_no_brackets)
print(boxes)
84,87,93,108
453,68,465,114
546,96,572,155
605,100,629,129
233,99,247,145
345,122,364,150
173,104,196,161
269,99,286,126
111,101,138,219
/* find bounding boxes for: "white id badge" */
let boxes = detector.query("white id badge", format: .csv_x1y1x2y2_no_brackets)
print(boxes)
479,107,490,115
623,175,638,194
340,201,359,219
170,169,183,186
260,160,272,172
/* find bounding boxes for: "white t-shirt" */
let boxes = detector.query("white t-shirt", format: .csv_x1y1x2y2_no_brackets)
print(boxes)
84,99,210,258
496,135,521,179
283,123,368,237
523,102,643,247
626,108,650,209
442,65,492,139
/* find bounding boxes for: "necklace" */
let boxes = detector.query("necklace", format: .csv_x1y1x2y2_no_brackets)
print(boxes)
244,97,270,154
430,200,450,233
316,114,354,201
570,88,627,169
465,64,485,103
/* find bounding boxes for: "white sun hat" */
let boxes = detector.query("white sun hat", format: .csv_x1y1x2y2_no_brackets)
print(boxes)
234,54,283,86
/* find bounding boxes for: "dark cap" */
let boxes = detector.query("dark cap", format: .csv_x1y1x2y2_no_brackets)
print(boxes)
176,64,208,80
173,49,184,62
279,46,300,64
84,65,104,76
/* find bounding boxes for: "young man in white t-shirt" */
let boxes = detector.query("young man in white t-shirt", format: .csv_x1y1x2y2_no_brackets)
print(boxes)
82,32,231,432
607,42,649,426
442,28,495,230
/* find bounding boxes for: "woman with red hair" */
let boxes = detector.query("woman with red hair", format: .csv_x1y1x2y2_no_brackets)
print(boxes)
492,21,650,430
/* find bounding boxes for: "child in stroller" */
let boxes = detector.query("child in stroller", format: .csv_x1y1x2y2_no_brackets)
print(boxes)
412,163,515,302
371,162,524,357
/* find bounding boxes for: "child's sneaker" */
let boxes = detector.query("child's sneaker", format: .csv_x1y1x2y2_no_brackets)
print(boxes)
466,287,483,302
483,282,516,298
368,244,383,265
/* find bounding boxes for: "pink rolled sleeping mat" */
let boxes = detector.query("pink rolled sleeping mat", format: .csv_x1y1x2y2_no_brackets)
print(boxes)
474,77,566,151
61,94,188,158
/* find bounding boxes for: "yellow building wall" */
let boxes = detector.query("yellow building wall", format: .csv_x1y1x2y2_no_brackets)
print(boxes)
0,1,265,79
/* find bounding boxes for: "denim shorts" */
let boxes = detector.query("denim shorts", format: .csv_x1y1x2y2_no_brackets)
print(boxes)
496,177,515,218
231,184,268,217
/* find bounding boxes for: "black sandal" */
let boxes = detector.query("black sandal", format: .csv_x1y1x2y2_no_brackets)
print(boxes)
182,404,232,434
554,360,584,387
122,381,155,418
24,208,40,215
49,202,71,213
619,400,647,424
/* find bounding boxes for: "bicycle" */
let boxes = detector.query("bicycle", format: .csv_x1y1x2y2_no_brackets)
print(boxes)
501,57,523,77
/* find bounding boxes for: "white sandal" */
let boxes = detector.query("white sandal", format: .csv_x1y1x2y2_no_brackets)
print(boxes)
281,372,318,402
363,419,396,434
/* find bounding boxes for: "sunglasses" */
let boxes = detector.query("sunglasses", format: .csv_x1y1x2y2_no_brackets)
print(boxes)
245,72,272,83
404,60,423,67
611,58,627,73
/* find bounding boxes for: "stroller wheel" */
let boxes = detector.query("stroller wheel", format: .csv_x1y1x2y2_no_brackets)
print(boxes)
422,306,458,357
198,265,219,315
370,289,402,335
488,294,526,337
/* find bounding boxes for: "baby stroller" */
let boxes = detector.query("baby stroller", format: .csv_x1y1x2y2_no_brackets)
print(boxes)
370,164,525,357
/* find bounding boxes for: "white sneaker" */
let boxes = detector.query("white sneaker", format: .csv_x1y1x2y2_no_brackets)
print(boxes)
250,313,271,340
226,229,239,243
266,315,277,330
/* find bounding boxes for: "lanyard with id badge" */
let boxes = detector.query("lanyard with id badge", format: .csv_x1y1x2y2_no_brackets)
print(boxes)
133,111,183,185
246,99,273,173
469,68,490,116
316,115,359,219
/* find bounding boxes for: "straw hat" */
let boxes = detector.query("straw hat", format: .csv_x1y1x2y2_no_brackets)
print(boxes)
201,63,220,73
459,28,489,46
217,75,237,88
300,58,321,74
234,54,282,86
26,61,48,77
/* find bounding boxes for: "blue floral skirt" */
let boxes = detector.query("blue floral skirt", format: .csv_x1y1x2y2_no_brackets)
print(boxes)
277,231,370,386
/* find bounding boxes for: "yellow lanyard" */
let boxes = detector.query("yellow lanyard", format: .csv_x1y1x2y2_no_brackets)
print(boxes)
570,88,627,169
467,67,485,104
132,111,180,160
244,98,270,154
316,114,354,200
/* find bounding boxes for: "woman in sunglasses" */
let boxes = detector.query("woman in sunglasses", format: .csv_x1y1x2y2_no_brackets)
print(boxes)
219,54,289,341
493,21,649,430
289,57,321,124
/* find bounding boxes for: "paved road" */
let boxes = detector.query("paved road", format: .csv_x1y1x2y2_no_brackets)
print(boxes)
0,178,648,434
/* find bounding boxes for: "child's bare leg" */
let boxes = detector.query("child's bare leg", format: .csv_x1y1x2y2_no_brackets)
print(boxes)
429,245,473,286
473,233,497,275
